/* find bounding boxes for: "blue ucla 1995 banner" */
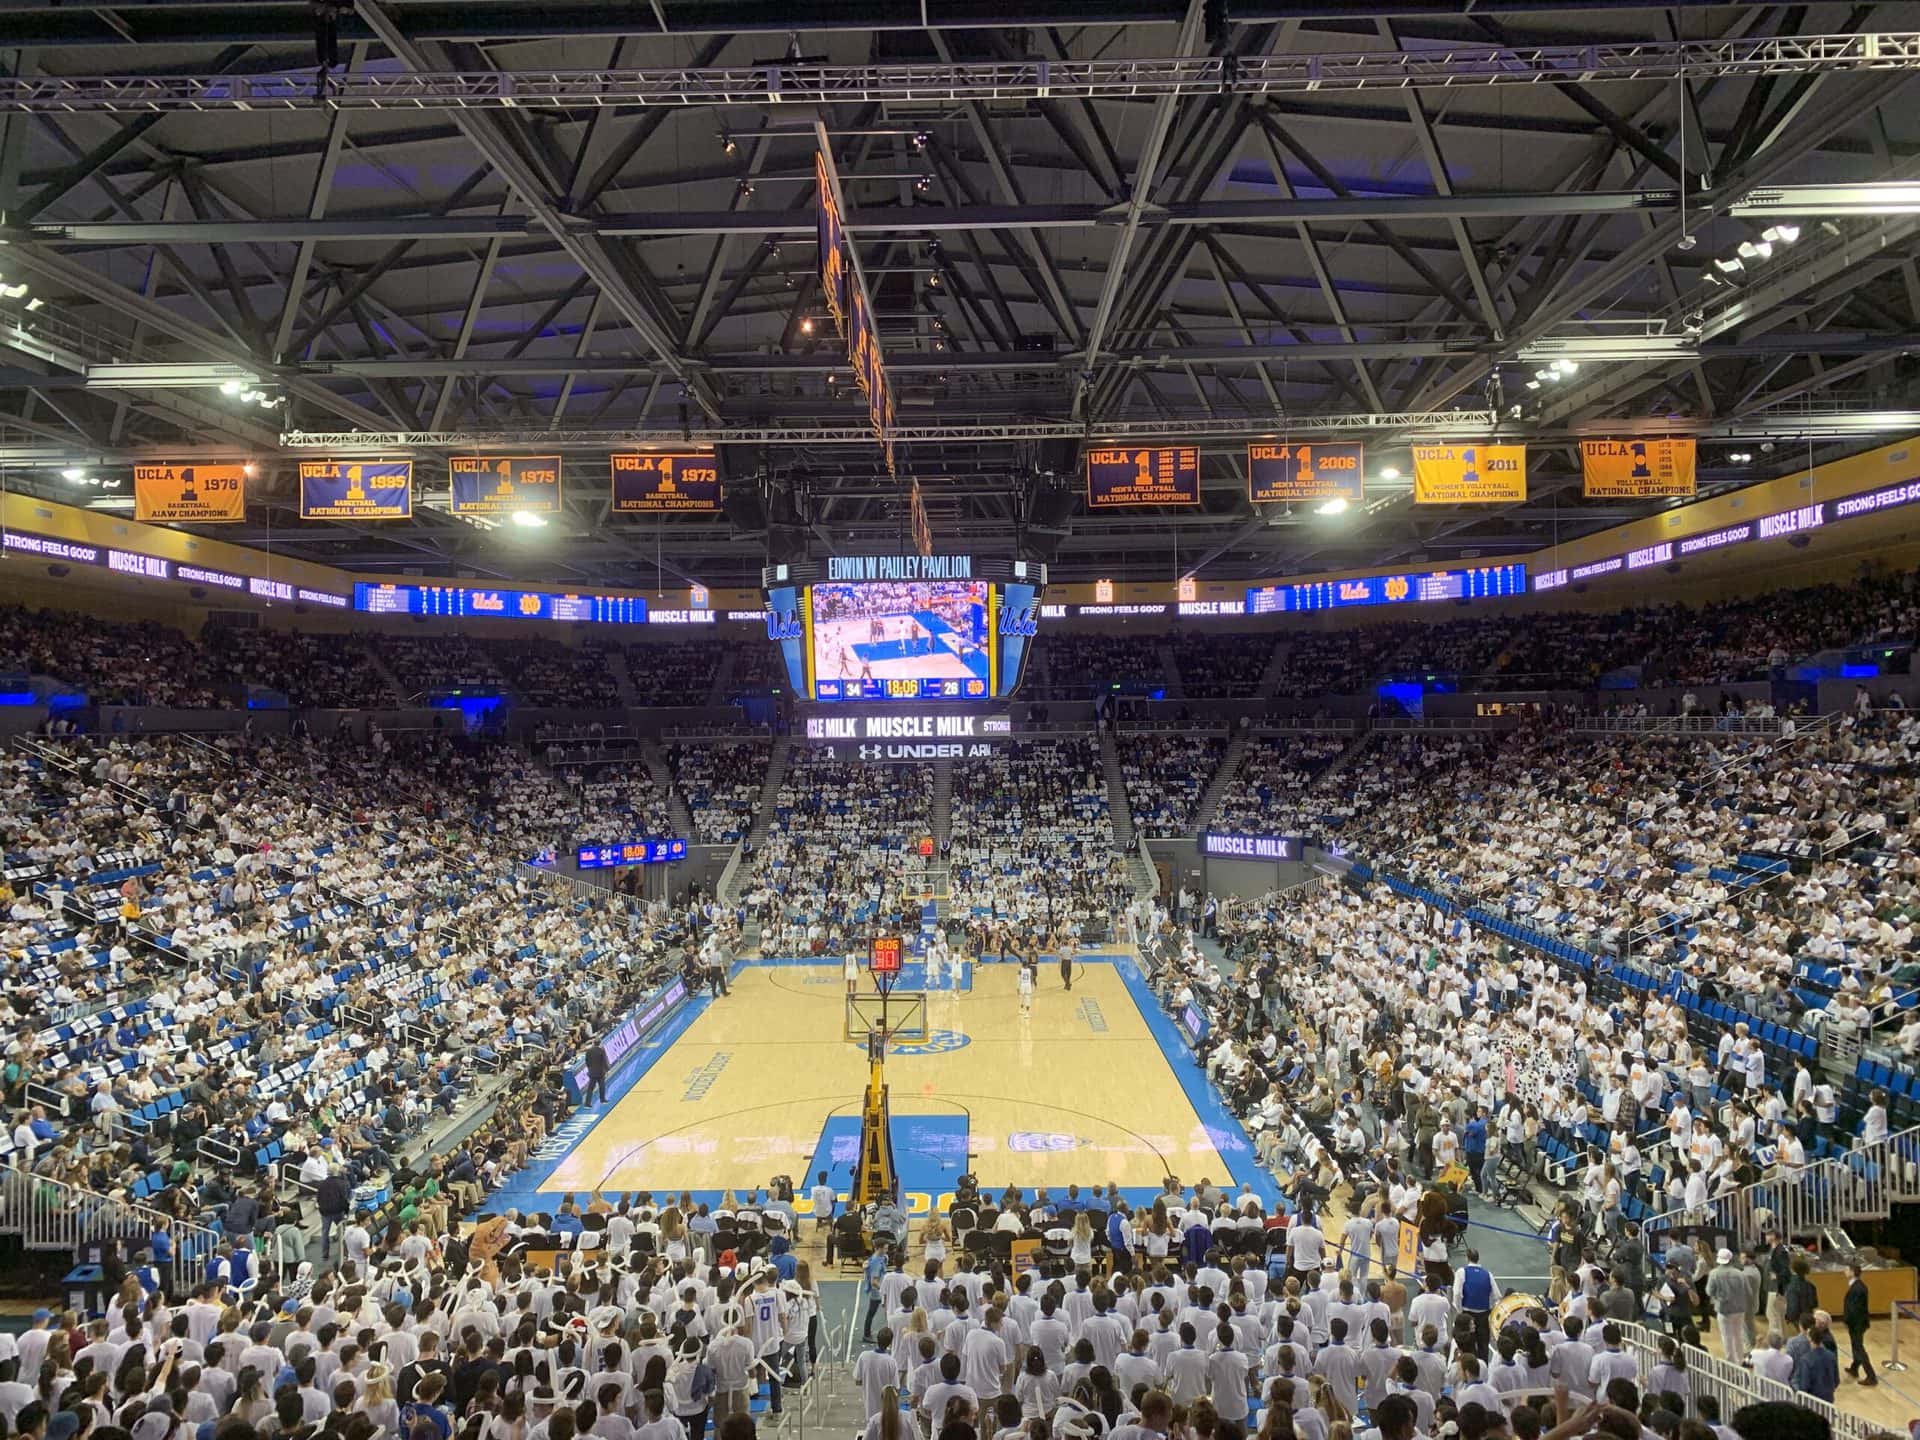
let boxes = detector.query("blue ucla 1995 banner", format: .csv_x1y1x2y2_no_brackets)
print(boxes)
449,456,562,515
299,460,413,520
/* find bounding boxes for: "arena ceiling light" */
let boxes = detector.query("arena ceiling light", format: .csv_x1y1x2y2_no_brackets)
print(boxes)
1731,183,1920,216
87,363,261,391
1314,497,1349,516
1517,335,1701,363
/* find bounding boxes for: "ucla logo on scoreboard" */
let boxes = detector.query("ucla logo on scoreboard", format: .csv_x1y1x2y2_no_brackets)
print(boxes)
890,1029,970,1056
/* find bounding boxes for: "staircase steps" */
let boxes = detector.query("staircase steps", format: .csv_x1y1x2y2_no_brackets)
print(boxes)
641,738,694,838
1192,730,1252,832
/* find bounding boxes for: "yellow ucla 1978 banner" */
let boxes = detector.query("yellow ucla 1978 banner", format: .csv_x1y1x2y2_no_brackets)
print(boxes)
133,464,245,523
1581,438,1697,498
1411,443,1527,504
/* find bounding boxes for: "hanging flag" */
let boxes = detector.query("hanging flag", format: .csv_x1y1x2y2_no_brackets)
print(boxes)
1247,442,1365,505
610,453,720,512
299,460,413,519
449,456,562,515
1411,443,1527,504
1085,446,1201,507
1581,438,1696,498
133,464,245,523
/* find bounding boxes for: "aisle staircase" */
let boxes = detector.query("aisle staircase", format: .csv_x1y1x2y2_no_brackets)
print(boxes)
1100,727,1134,848
1155,641,1186,699
745,736,792,851
1192,729,1252,832
600,645,641,707
931,755,954,848
1256,637,1293,697
705,649,737,705
361,642,409,704
641,738,693,838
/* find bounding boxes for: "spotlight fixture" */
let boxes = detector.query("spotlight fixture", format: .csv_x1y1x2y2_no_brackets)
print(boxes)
720,130,737,156
1736,239,1773,262
913,174,932,193
60,467,85,482
1380,466,1401,479
800,316,815,335
1714,256,1744,274
1761,224,1801,245
737,179,755,199
220,379,243,395
509,510,548,528
1314,497,1349,516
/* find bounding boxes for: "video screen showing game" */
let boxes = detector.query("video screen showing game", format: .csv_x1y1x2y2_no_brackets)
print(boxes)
808,579,993,701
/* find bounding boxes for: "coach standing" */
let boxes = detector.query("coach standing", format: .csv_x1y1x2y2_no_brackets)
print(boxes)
585,1041,610,1105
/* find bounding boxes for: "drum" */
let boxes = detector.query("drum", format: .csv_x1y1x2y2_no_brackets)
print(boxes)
1491,1290,1543,1333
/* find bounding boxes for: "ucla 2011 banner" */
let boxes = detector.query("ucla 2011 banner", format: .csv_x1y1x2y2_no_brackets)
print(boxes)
1411,443,1527,504
610,453,720,512
1086,446,1201,507
299,460,413,520
1581,438,1697,499
133,464,245,523
1247,442,1365,505
449,455,562,516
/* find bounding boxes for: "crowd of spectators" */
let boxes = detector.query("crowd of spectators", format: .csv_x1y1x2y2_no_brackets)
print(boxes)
1119,734,1225,837
1,606,225,708
1210,734,1351,834
665,743,767,844
948,739,1130,936
0,724,721,1287
744,755,932,954
1035,635,1169,699
202,630,394,710
1173,634,1276,697
621,641,722,705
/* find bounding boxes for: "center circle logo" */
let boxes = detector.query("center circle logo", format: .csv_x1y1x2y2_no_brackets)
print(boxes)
889,1029,970,1056
1007,1132,1087,1153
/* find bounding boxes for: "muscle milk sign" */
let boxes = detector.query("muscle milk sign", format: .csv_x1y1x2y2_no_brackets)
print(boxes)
1202,833,1304,861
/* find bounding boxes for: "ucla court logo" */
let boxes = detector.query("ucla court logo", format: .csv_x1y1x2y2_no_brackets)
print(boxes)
890,1028,970,1056
1007,1132,1089,1153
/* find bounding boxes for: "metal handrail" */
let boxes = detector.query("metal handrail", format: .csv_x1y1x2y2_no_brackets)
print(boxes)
0,1161,223,1295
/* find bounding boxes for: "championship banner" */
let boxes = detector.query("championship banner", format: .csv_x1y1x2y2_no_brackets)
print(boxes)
449,456,562,516
1581,438,1697,499
1411,443,1527,504
298,460,413,520
133,464,245,523
816,148,848,330
1086,446,1201,507
610,453,720,513
1247,442,1365,505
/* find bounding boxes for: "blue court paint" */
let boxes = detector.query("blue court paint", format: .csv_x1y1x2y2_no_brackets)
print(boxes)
806,1114,971,1199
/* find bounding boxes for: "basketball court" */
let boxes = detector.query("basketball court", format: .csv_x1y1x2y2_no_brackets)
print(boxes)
488,953,1279,1217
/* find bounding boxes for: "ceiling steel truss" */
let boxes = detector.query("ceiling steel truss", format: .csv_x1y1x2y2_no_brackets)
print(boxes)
2,33,1918,114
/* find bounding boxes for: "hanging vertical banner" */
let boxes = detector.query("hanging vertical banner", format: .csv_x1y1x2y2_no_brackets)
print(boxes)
1410,444,1527,504
816,144,895,473
1085,446,1201,507
299,460,414,519
132,464,246,523
1247,442,1366,505
610,453,720,512
1581,438,1697,498
449,456,562,515
909,476,933,557
816,149,848,331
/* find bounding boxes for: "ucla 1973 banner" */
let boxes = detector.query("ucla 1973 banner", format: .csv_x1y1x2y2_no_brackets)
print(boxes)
298,460,413,520
1411,443,1528,504
1581,438,1697,499
610,453,720,512
1086,446,1201,507
1247,442,1365,505
133,464,245,523
450,456,562,515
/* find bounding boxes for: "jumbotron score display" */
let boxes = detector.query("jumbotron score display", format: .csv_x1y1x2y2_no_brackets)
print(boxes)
763,555,1045,703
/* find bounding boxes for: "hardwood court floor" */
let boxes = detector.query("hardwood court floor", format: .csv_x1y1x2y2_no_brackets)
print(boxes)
540,958,1242,1203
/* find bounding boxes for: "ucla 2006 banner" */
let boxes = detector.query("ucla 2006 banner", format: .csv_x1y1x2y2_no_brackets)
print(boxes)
133,464,245,523
1581,438,1697,499
610,453,720,513
449,456,562,516
1411,443,1527,504
1247,442,1365,505
1085,446,1201,507
299,460,413,520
